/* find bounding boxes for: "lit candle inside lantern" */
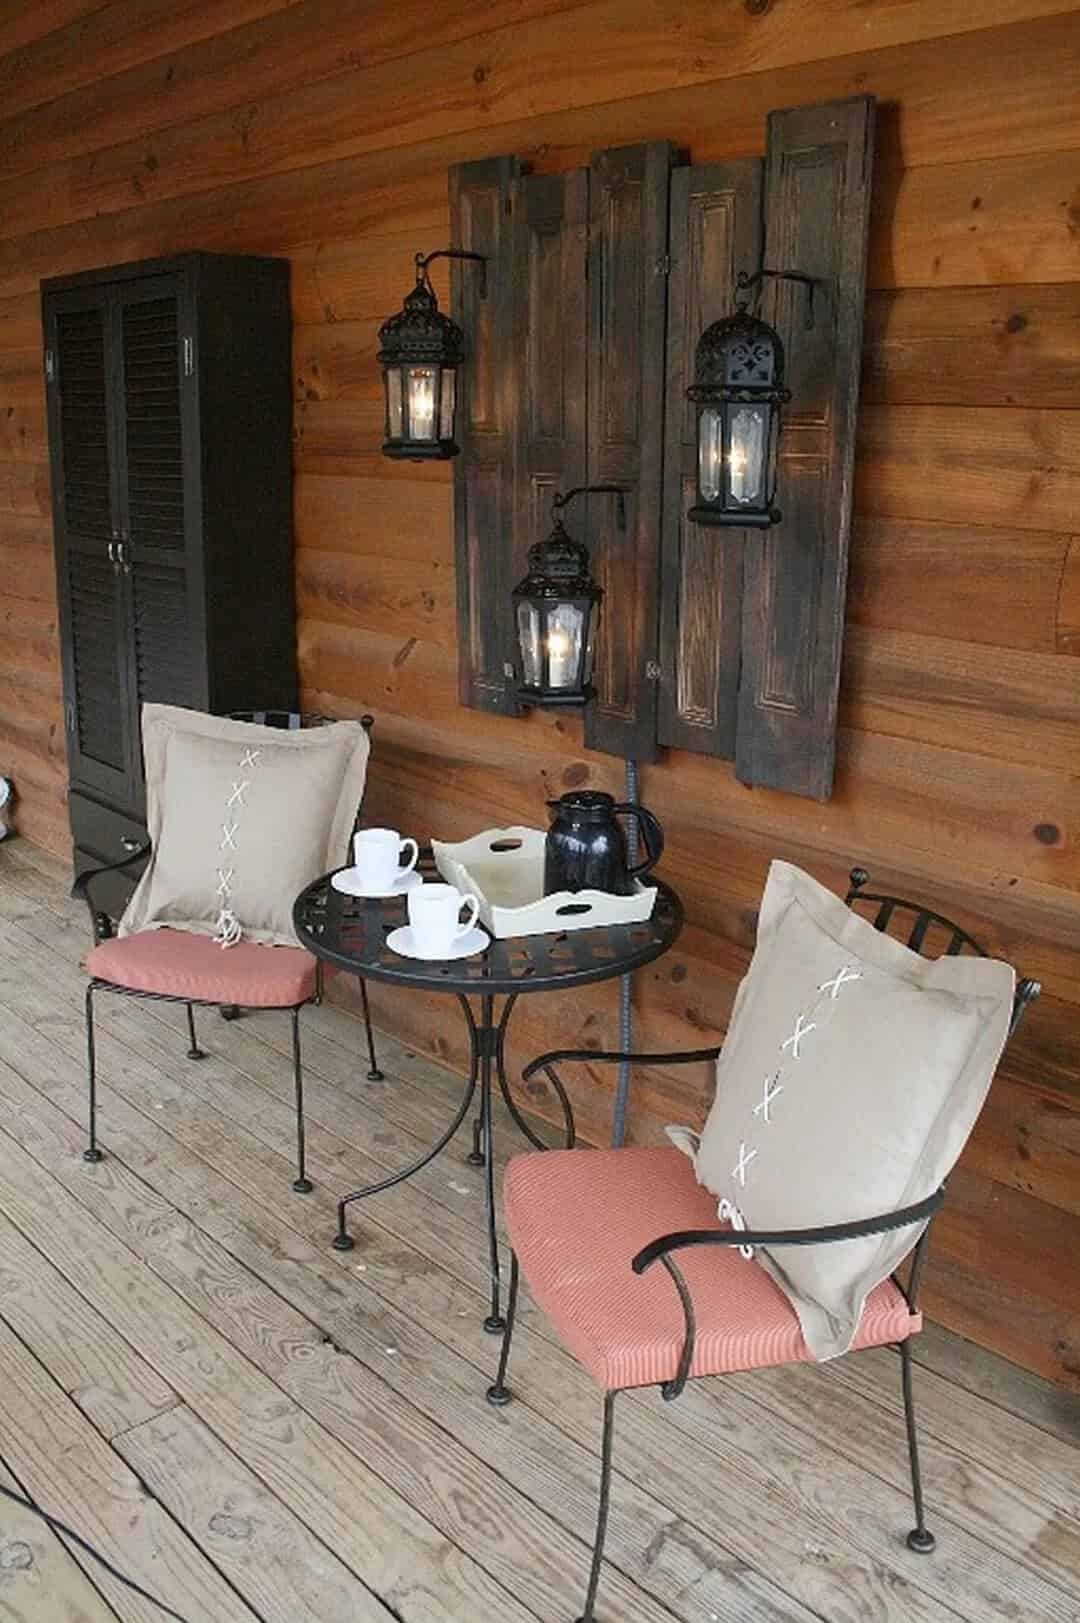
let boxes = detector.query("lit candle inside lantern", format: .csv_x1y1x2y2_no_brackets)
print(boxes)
408,367,437,440
547,602,584,689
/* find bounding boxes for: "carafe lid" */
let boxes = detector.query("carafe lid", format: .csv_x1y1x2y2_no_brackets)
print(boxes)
549,790,616,816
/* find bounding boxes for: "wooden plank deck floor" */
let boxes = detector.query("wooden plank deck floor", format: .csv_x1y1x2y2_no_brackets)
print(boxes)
0,837,1077,1623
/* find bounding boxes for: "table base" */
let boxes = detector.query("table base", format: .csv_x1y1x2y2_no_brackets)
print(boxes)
331,991,576,1331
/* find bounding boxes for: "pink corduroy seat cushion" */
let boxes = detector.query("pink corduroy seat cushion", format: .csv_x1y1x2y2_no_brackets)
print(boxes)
504,1146,921,1392
87,929,318,1008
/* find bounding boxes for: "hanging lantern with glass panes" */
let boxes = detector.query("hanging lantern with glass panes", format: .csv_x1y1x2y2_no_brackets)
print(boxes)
687,300,790,529
377,250,484,461
512,494,612,707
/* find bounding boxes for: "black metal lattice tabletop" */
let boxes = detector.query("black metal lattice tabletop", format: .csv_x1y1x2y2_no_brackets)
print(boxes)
292,861,683,997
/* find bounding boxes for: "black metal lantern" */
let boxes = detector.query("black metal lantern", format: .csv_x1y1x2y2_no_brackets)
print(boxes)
512,486,624,707
378,249,485,460
687,292,789,528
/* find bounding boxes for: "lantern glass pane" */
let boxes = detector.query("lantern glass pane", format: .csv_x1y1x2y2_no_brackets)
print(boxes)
545,601,584,691
583,603,597,686
406,365,438,441
439,368,456,440
385,367,403,438
698,406,723,502
729,403,768,507
517,601,543,689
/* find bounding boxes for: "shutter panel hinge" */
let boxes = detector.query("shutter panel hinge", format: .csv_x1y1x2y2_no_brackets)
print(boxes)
653,254,671,277
182,336,194,377
44,350,55,384
64,699,75,733
645,660,661,681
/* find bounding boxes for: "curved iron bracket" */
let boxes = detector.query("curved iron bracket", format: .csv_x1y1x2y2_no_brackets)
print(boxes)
737,266,817,331
416,248,488,299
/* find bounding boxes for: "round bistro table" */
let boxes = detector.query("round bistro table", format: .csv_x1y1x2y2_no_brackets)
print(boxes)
293,860,683,1332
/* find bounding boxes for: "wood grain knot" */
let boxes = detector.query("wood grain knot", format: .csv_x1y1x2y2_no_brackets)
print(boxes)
209,1513,253,1541
1033,823,1061,845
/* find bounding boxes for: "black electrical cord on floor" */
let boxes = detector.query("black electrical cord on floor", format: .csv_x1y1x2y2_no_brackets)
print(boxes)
0,1479,196,1623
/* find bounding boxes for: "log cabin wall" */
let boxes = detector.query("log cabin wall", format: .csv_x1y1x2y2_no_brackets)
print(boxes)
0,1,1077,1386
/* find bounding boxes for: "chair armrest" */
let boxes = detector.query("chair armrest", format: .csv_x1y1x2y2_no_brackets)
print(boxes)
632,1184,947,1275
522,1044,721,1085
71,843,151,941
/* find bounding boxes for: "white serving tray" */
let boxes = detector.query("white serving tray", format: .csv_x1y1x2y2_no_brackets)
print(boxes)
431,826,657,939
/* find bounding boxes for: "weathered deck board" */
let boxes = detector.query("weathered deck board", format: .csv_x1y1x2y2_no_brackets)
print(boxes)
0,844,1077,1623
0,1455,122,1623
0,1315,255,1623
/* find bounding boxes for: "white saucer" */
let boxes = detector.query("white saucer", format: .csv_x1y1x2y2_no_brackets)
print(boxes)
331,867,422,899
386,924,490,962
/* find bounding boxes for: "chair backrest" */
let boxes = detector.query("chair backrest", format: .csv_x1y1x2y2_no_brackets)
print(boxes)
846,867,1040,1037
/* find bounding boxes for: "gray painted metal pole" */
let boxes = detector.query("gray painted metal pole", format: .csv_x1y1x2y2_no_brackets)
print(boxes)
611,756,638,1147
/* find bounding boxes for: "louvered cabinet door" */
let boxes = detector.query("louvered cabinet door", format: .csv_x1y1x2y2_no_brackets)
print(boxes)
115,278,201,770
45,293,133,802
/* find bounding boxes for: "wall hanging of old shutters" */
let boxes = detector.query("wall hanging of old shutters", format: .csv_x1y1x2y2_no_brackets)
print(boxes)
449,97,873,800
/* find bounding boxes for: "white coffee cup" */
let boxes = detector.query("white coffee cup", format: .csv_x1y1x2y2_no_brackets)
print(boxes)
352,827,419,890
407,882,480,957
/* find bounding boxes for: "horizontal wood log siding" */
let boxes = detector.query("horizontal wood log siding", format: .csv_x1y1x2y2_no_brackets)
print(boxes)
0,1,1077,1386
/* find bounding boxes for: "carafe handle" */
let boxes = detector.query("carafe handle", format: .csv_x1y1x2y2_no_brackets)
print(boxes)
613,803,664,880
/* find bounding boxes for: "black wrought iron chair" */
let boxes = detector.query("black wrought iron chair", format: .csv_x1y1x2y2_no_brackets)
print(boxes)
489,867,1040,1622
72,710,382,1194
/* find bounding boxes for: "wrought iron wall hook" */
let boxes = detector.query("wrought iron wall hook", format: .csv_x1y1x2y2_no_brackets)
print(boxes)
736,266,817,330
552,483,629,532
415,248,488,298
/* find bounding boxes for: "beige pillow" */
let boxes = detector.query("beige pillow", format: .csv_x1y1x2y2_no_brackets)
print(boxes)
120,704,369,948
667,861,1015,1361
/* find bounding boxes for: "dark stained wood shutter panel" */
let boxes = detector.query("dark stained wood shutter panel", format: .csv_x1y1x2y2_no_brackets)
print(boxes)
512,168,589,624
451,156,522,716
658,159,763,758
583,141,674,764
736,96,875,799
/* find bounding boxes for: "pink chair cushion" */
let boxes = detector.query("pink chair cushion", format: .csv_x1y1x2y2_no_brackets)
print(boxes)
504,1146,921,1392
87,929,318,1008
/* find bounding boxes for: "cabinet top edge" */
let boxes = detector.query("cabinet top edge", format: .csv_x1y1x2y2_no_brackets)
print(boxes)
41,250,289,296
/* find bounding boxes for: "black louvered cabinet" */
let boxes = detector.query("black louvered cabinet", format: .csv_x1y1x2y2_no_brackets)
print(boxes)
42,253,297,904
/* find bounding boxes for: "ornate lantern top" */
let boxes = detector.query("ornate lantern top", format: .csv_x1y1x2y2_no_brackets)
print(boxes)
516,519,601,601
688,306,786,401
377,263,465,369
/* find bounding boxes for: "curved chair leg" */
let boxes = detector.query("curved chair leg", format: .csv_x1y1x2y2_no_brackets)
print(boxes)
576,1391,617,1623
82,983,103,1164
220,1004,241,1022
486,1253,519,1407
358,978,383,1081
291,1007,313,1194
900,1339,936,1553
185,1002,205,1061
